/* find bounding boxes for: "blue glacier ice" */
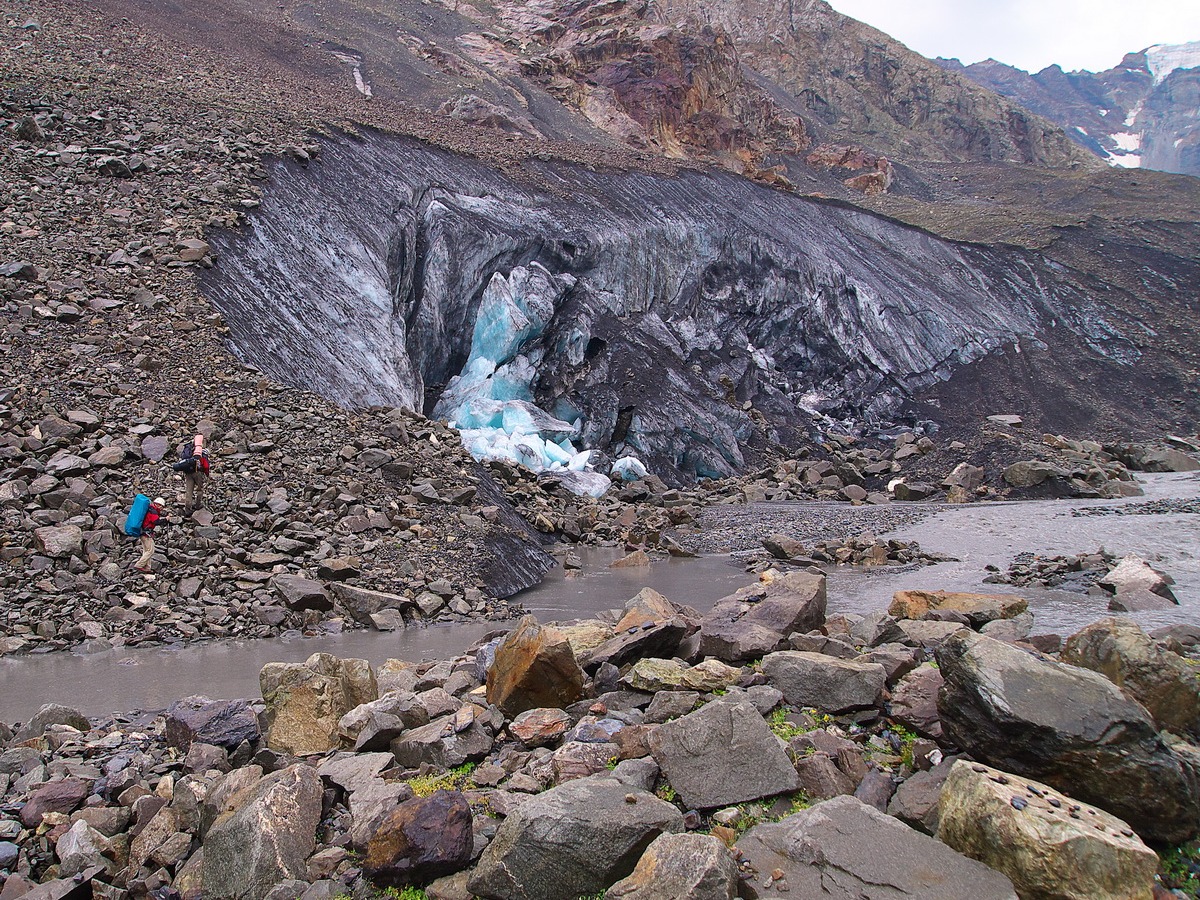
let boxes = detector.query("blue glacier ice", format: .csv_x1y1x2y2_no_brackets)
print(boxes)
435,264,611,497
611,456,649,482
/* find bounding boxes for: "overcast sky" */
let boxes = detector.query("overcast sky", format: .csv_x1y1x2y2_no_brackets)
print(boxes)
827,0,1200,73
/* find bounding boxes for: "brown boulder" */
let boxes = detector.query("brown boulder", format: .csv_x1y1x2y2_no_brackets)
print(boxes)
363,790,473,884
889,590,1026,627
486,616,585,716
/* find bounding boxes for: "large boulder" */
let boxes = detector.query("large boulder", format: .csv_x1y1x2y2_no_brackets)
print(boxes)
1098,555,1177,602
936,630,1200,842
699,573,827,663
260,653,377,755
33,525,83,559
1062,617,1200,736
468,775,684,900
605,832,737,899
761,651,886,713
614,588,678,631
889,590,1027,627
486,616,585,716
20,778,91,827
621,658,741,693
888,663,943,739
203,764,323,900
579,619,690,673
271,574,333,611
337,691,430,752
938,761,1158,900
331,583,414,625
390,706,497,769
165,696,261,750
734,795,1017,899
13,703,90,743
363,790,474,884
647,696,799,809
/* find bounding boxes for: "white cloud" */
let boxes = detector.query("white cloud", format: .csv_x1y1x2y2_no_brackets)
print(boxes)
827,0,1200,73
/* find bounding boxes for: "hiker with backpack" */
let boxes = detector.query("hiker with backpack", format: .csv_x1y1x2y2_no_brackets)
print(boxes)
126,495,164,573
173,434,211,512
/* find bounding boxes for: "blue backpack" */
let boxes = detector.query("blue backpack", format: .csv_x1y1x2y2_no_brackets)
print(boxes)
124,494,151,536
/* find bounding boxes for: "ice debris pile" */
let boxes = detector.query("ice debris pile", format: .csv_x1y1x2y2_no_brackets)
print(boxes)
434,264,613,496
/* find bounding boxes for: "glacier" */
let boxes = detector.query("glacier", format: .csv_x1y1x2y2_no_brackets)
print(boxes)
432,263,612,496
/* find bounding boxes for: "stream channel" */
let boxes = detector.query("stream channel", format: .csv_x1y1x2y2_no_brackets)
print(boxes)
3,473,1199,722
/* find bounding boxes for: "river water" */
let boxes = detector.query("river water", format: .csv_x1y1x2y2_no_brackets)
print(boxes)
3,473,1198,722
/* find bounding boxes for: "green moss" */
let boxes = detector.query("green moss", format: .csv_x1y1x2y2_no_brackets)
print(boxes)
405,762,477,798
1160,842,1200,896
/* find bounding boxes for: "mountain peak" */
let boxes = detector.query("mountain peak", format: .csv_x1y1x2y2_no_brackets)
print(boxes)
1145,40,1200,85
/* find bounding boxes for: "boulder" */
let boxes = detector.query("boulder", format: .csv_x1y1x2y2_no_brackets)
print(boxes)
363,790,473,884
556,620,616,656
647,697,799,809
166,696,260,750
938,761,1158,900
889,590,1027,627
390,707,496,769
979,611,1034,643
468,775,683,900
605,832,737,899
20,778,90,827
889,663,943,739
486,616,586,716
33,525,83,559
13,703,90,743
260,653,377,755
347,778,414,851
1061,617,1200,736
509,708,572,747
56,819,114,878
271,575,333,612
699,573,826,663
1098,555,1177,602
761,651,886,713
614,588,678,631
936,630,1200,842
338,692,429,751
1003,460,1064,488
734,796,1016,899
762,534,806,560
203,764,323,900
888,758,953,834
896,618,968,648
316,752,393,795
330,583,412,625
580,619,690,673
621,658,740,693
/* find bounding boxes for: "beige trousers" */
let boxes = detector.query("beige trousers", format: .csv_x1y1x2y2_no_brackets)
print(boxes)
184,470,208,510
136,533,155,569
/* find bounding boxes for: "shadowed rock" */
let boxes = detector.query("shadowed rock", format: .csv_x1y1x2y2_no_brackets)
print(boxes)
468,775,683,900
936,630,1200,842
734,795,1017,899
363,790,473,885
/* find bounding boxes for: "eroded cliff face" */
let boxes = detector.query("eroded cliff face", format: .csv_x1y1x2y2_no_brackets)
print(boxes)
202,131,1141,483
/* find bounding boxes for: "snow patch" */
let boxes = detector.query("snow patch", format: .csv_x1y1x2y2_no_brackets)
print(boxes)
1146,41,1200,86
1111,131,1142,152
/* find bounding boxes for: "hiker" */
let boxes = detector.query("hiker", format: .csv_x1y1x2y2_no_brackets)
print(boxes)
173,434,211,512
135,496,164,572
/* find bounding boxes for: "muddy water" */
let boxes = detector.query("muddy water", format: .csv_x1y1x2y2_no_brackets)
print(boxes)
3,473,1199,722
0,551,753,722
826,472,1200,634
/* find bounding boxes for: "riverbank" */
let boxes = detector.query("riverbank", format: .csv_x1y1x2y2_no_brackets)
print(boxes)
4,563,1200,898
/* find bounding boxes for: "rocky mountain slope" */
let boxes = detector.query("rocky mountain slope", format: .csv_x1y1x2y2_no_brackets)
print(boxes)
943,41,1200,176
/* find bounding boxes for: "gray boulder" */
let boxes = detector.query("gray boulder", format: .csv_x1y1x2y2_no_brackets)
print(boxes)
734,795,1016,899
761,651,886,713
13,703,90,743
468,775,684,900
936,630,1200,842
699,572,826,663
647,696,798,809
390,707,497,769
203,764,323,900
1061,617,1200,736
165,696,260,751
33,525,83,559
605,832,737,899
271,575,333,612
